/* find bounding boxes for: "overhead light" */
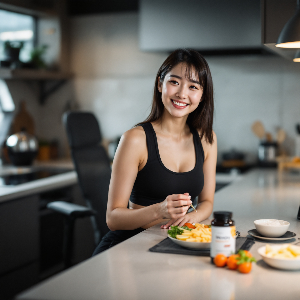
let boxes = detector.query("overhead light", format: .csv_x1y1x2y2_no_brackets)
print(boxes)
276,0,300,48
293,50,300,62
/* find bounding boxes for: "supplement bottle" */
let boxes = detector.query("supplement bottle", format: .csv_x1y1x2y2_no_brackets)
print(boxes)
211,211,235,264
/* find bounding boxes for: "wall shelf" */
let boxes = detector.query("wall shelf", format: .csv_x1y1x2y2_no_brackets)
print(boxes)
0,68,73,104
0,68,72,80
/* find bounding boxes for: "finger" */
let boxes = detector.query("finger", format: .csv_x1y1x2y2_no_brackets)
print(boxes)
170,217,185,227
161,219,176,229
169,194,191,201
172,206,190,215
178,219,190,227
173,199,192,207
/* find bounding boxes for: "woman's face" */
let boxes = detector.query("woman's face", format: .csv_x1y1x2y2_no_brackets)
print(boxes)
158,62,203,119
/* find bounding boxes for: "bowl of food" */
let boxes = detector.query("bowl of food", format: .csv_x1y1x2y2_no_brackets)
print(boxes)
167,223,211,250
258,244,300,270
254,219,290,237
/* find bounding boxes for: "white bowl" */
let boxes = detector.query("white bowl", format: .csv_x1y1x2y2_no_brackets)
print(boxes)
168,235,210,250
258,245,300,270
254,219,290,237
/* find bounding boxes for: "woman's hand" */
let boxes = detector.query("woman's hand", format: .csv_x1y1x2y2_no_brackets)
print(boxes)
160,211,199,229
158,193,192,222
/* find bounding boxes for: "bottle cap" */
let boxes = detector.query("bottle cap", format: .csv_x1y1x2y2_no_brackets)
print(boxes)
213,211,232,219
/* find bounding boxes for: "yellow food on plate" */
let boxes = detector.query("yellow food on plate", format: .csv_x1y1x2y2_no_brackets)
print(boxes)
265,244,300,259
176,224,211,243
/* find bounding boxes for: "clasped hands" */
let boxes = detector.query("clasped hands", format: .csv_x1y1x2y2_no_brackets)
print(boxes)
159,192,199,229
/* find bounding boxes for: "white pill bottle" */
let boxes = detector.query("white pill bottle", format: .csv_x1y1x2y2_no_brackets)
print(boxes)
211,211,236,264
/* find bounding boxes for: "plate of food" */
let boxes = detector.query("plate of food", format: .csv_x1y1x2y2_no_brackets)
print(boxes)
167,223,211,250
258,244,300,270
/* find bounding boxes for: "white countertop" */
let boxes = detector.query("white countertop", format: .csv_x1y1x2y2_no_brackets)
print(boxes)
0,161,77,203
17,169,300,300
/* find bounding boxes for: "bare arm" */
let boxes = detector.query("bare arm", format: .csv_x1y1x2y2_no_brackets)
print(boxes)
161,131,217,228
106,127,192,231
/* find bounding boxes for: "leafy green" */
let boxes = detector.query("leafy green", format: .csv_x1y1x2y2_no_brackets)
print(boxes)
182,226,193,231
236,250,256,265
168,226,184,238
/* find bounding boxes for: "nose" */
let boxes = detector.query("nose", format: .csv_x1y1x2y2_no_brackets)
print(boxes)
176,84,188,99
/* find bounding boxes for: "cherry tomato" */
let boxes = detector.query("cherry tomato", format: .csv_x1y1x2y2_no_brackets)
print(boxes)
243,250,252,258
184,223,196,229
213,254,227,267
227,254,240,270
238,262,252,274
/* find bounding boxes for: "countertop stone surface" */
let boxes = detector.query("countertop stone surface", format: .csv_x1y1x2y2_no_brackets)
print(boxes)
17,169,300,300
0,160,77,203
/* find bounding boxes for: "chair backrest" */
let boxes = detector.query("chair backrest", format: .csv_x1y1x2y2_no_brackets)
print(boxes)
63,111,111,242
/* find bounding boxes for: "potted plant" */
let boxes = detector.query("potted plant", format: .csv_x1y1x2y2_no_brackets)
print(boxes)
3,41,24,67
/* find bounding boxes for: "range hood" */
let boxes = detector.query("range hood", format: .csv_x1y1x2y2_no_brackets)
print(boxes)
139,0,264,54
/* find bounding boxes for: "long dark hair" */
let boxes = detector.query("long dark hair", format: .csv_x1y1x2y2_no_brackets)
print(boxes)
139,48,214,144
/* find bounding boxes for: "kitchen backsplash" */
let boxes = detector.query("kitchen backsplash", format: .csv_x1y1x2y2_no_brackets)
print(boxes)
5,12,300,164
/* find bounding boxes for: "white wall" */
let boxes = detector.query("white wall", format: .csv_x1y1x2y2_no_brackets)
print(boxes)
9,12,300,163
67,12,300,163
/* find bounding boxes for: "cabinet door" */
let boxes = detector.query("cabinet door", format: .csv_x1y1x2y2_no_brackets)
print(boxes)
0,195,39,275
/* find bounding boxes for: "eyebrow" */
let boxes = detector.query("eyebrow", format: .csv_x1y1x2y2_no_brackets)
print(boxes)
169,74,201,85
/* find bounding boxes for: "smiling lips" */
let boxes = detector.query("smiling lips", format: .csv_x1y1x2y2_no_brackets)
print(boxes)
171,99,189,109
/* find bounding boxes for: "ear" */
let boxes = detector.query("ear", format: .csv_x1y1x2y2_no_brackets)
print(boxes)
157,77,162,93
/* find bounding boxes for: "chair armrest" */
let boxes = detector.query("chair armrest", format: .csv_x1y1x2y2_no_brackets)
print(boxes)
47,201,96,218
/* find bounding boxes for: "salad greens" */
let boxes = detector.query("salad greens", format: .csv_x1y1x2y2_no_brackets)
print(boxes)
168,226,184,238
182,225,193,231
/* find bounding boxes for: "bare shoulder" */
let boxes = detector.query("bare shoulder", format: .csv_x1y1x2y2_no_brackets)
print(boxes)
116,126,147,164
197,130,217,160
121,126,146,147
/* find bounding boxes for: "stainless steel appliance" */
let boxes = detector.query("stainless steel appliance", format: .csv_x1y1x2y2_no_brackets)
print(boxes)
258,141,278,167
6,130,38,166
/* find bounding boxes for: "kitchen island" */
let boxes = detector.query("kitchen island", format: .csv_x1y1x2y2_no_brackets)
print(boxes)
17,169,300,300
0,161,81,299
0,161,77,203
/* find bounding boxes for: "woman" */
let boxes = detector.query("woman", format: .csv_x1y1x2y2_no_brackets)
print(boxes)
93,48,217,255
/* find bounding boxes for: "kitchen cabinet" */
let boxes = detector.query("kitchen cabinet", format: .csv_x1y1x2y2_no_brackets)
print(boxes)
0,169,95,299
0,194,40,300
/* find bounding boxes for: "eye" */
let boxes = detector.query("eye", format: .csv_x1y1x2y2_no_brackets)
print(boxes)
169,80,179,85
190,85,199,90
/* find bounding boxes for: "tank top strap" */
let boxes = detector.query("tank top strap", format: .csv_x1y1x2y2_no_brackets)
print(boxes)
190,126,205,162
139,122,157,162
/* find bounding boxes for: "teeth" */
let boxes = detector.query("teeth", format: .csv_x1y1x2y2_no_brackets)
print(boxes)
173,100,187,107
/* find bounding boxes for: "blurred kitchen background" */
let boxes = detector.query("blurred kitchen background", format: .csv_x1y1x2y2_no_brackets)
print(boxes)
3,1,300,298
1,0,300,168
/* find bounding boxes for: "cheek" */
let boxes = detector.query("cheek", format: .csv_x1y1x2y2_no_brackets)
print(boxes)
161,84,175,100
191,91,203,105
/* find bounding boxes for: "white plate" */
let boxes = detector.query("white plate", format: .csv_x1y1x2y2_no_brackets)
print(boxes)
258,245,300,270
168,235,210,250
248,229,296,241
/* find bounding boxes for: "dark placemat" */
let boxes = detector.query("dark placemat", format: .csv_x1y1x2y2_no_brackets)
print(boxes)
149,236,255,256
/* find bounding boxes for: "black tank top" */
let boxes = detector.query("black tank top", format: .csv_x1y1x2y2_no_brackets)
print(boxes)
130,122,204,206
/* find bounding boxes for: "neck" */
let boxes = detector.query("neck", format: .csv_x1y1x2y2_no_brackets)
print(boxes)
156,111,189,137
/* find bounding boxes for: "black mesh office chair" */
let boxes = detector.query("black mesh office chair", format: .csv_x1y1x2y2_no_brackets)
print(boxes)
47,111,111,268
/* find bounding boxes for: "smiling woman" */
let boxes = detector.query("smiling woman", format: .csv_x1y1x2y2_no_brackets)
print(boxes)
93,49,217,255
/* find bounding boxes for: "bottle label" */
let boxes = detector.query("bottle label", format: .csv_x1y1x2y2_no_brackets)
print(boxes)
211,226,236,257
